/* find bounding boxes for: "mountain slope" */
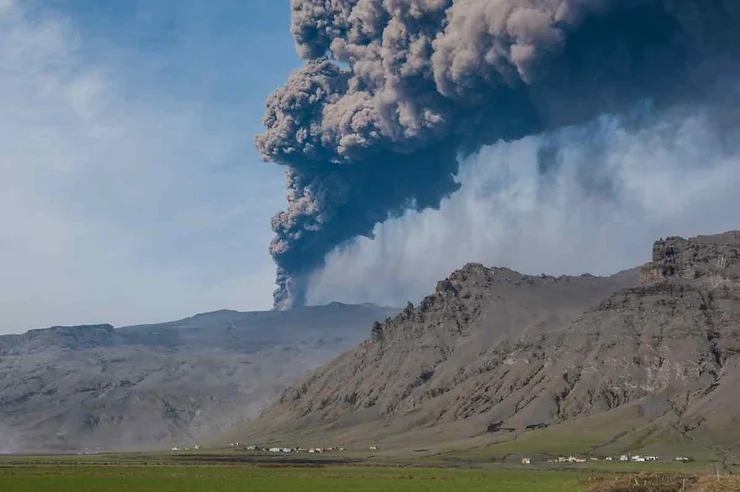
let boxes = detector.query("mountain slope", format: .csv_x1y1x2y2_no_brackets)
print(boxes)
0,303,397,453
236,232,740,456
237,265,638,443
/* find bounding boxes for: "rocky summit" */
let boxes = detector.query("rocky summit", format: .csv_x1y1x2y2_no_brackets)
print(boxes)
236,232,740,457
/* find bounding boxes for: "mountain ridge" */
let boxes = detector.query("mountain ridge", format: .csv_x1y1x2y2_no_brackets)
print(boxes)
0,303,398,453
236,264,639,440
232,232,740,459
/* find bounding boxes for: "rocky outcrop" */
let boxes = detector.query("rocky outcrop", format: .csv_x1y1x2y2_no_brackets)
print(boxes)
640,232,740,284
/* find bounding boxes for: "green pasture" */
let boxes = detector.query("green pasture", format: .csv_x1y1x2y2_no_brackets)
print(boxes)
0,464,590,492
440,405,725,469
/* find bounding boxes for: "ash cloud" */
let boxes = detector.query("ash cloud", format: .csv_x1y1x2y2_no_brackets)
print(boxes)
256,0,740,309
307,99,740,306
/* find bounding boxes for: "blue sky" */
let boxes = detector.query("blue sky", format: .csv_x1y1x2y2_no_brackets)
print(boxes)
0,0,299,333
3,0,739,334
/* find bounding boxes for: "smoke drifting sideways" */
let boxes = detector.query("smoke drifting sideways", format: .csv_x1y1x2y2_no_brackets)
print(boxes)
255,0,740,309
308,99,740,307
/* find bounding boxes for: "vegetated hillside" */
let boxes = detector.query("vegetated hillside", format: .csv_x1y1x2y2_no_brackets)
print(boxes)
238,232,740,457
0,303,397,453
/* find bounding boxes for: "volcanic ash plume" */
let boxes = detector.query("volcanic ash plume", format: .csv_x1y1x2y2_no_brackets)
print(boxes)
255,0,740,309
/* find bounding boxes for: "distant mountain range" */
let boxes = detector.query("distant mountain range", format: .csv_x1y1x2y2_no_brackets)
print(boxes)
234,232,740,461
0,303,398,453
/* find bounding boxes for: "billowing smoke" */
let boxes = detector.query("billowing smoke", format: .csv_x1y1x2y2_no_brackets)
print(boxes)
256,0,740,309
307,98,740,306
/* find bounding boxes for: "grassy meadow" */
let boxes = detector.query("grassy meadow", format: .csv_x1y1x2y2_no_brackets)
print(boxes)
1,452,738,492
0,464,589,492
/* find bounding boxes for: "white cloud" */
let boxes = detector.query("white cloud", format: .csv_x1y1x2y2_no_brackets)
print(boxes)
0,3,282,333
308,103,740,307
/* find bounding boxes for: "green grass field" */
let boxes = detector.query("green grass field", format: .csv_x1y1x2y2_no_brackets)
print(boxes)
440,405,726,469
0,464,591,492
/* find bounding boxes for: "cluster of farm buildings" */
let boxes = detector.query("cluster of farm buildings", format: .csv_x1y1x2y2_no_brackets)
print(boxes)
522,454,693,465
170,442,693,464
225,442,379,453
170,445,200,452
